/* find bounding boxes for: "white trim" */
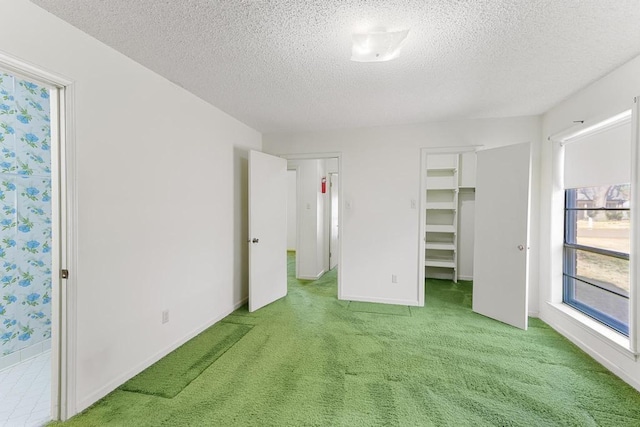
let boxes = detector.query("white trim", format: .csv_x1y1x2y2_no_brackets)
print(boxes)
277,152,343,300
0,50,73,89
630,97,640,354
59,83,77,421
342,294,419,307
546,302,634,356
0,51,76,421
76,298,248,413
421,145,483,155
280,152,342,160
287,165,301,278
542,307,640,392
457,275,473,281
297,269,326,281
549,109,632,145
418,151,427,306
49,85,62,422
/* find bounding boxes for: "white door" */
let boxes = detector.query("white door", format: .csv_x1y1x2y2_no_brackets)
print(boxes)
249,150,287,312
329,173,339,270
472,142,531,330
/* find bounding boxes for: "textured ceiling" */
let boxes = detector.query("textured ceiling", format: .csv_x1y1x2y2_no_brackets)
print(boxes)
31,0,640,133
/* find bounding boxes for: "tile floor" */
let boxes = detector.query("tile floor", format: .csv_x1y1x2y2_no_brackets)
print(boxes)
0,351,51,427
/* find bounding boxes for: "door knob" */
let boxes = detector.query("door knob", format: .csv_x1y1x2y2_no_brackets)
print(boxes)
252,238,259,244
518,245,524,251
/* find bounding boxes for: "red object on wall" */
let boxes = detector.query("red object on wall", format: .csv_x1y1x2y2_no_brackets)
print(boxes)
321,177,327,193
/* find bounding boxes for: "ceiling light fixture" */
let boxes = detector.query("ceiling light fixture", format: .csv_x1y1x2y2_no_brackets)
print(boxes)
351,29,409,62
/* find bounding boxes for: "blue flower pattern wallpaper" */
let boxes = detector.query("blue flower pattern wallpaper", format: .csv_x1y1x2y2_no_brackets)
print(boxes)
0,73,52,357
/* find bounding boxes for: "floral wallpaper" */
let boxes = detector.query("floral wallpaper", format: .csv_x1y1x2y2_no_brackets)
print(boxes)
0,73,52,357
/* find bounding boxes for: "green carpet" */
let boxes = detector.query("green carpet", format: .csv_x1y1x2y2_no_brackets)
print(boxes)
119,322,252,398
51,253,640,426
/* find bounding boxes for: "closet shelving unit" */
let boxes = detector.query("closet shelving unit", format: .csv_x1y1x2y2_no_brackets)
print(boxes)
425,154,459,282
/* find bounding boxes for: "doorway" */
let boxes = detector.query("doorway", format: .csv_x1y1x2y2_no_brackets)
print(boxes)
418,145,533,330
419,148,477,305
284,154,341,297
248,152,342,310
0,55,71,423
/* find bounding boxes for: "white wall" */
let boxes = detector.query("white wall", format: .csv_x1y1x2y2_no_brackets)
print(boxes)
264,117,542,306
287,170,297,251
540,54,640,391
0,0,261,415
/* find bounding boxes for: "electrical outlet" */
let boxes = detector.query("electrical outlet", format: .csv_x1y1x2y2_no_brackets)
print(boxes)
392,274,398,284
162,310,169,324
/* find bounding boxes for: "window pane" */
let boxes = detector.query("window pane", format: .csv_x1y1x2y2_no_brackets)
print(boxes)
565,184,630,253
575,211,630,253
566,247,629,294
566,184,630,210
564,275,628,334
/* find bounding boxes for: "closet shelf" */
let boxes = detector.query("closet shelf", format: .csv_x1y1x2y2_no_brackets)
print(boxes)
425,202,456,210
424,152,460,283
425,259,456,268
426,185,457,190
426,167,457,172
426,242,456,251
425,224,456,233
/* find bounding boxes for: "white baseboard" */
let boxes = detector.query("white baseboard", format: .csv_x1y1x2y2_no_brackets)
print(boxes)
297,269,325,280
342,294,419,307
528,311,540,318
76,298,248,413
457,275,473,281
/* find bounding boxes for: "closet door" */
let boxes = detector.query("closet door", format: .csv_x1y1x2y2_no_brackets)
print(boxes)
473,143,531,330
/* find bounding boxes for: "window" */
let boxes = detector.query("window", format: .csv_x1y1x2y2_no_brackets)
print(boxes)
561,111,632,336
563,185,630,335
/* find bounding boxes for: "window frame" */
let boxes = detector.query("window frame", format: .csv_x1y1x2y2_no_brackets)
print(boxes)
563,187,630,336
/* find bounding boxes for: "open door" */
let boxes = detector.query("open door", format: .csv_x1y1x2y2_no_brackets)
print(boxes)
249,150,287,312
473,142,531,330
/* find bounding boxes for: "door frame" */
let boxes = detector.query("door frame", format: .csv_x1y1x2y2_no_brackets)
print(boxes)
0,51,77,421
419,146,480,307
286,165,301,278
277,152,343,299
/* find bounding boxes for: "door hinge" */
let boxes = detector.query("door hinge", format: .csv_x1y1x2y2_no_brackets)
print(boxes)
61,269,69,279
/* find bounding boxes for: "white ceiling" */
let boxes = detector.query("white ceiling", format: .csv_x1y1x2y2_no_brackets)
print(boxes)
31,0,640,134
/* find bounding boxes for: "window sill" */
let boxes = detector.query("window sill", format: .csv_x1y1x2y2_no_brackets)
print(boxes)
546,302,637,361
